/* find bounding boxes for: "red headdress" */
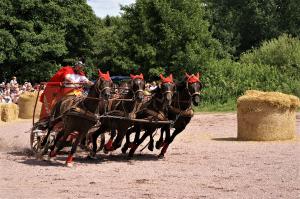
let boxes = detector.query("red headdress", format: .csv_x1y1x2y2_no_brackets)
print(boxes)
130,73,144,80
185,72,201,83
98,70,111,81
160,74,173,84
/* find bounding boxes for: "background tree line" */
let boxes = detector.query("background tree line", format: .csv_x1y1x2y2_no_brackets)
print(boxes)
0,0,299,109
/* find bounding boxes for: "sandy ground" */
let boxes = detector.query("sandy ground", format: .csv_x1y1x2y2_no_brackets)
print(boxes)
0,113,299,199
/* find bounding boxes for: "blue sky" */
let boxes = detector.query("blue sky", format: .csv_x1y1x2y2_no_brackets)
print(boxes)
87,0,136,18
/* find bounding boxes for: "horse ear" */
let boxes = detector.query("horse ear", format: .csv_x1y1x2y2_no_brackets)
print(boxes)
159,74,164,80
169,74,173,82
196,72,200,79
140,73,144,79
185,72,190,79
98,69,103,77
130,74,134,79
107,71,110,77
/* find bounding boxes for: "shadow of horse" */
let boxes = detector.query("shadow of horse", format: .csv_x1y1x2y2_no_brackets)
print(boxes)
7,149,161,167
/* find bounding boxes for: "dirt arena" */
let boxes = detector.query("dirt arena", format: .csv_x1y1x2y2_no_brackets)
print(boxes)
0,113,299,199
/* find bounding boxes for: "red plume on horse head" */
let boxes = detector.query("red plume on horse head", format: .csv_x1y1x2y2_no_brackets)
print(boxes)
98,69,111,81
185,72,201,83
130,73,144,80
160,74,173,83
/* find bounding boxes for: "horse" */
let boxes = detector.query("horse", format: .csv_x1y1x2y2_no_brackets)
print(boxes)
89,73,145,158
121,74,176,158
156,72,202,157
47,70,113,167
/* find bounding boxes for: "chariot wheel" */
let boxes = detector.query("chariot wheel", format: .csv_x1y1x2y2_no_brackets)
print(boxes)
30,126,55,155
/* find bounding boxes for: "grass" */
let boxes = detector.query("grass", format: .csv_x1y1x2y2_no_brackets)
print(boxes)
194,99,237,112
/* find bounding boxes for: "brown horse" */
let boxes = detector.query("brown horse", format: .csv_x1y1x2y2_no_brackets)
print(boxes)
48,70,113,166
89,74,145,158
156,73,202,157
121,74,176,158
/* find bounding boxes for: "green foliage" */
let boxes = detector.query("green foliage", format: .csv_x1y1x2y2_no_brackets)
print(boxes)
199,59,300,106
0,0,101,82
117,0,222,79
240,34,300,70
205,0,300,56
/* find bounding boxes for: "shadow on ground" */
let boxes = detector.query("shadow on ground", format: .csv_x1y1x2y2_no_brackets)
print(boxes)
7,148,162,167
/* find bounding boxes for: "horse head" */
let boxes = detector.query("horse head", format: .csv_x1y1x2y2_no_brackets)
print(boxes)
130,73,145,103
185,72,203,106
96,70,113,100
159,74,176,107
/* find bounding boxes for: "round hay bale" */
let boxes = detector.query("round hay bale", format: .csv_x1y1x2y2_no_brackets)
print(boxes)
17,92,42,119
0,103,3,122
1,103,19,122
237,90,300,141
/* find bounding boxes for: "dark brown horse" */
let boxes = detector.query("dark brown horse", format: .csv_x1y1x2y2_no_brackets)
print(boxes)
89,74,145,158
121,74,176,158
156,73,202,157
48,70,113,166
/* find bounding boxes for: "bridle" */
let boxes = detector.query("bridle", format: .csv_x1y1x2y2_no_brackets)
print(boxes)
130,78,144,101
186,81,201,97
94,77,112,98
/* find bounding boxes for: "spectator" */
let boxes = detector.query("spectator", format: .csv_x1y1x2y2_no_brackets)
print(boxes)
149,81,157,91
10,76,18,87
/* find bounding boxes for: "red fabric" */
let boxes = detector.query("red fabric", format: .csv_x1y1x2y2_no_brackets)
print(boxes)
130,73,144,80
160,74,173,83
49,66,74,82
98,70,111,81
39,66,84,120
185,73,201,83
105,139,114,151
66,154,73,163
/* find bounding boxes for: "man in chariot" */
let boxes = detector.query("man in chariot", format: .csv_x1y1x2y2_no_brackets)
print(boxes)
39,61,93,120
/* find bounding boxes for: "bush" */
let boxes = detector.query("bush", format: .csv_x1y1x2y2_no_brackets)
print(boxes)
240,34,300,70
199,59,299,106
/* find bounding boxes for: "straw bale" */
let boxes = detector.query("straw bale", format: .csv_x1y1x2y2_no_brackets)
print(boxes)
18,92,42,119
1,103,19,122
0,103,2,122
237,90,300,141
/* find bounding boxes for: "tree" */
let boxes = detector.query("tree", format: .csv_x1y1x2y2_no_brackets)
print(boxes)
116,0,221,79
0,0,102,82
205,0,300,57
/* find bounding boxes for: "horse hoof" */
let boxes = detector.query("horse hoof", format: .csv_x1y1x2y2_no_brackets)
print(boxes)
148,143,154,151
121,147,127,154
35,153,44,160
127,155,133,160
66,162,73,167
87,154,97,160
103,148,109,154
158,154,165,159
155,141,162,149
48,156,56,162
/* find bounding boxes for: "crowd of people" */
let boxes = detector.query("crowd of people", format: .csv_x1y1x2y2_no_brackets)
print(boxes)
0,76,38,104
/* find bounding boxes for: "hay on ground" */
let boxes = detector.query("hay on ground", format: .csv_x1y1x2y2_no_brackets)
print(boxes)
1,103,19,122
237,90,300,141
17,92,42,119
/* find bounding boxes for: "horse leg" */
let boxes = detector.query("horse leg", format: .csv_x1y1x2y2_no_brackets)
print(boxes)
158,126,185,158
66,132,85,167
128,129,151,159
104,128,116,151
155,127,165,149
121,125,139,154
48,131,69,161
148,134,154,151
90,125,107,157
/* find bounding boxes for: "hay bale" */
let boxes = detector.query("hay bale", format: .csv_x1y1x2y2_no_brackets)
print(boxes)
1,103,19,122
237,90,300,141
0,103,3,122
17,92,42,119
